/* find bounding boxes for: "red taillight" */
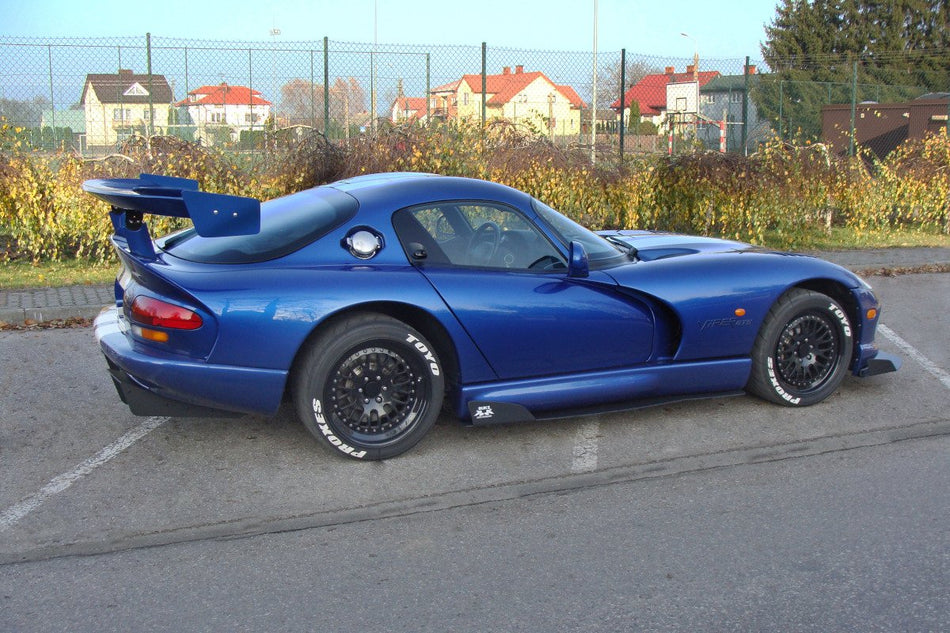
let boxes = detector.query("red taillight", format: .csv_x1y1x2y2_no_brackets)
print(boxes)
130,296,203,330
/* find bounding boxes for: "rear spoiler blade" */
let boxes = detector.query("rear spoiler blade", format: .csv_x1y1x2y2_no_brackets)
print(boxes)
83,173,261,238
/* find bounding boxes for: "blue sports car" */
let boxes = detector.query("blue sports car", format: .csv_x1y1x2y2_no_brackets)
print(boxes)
85,172,899,459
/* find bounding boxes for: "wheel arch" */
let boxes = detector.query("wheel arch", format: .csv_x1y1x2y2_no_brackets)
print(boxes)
287,301,461,405
783,278,860,366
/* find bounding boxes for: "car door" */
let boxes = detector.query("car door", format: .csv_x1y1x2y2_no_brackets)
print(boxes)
392,202,655,380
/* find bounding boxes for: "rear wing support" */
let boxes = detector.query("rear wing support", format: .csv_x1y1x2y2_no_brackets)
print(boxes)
83,173,261,259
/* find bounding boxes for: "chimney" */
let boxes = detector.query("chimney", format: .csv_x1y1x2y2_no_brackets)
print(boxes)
745,64,757,75
515,65,524,74
686,64,695,75
118,68,133,76
502,66,511,75
665,66,675,75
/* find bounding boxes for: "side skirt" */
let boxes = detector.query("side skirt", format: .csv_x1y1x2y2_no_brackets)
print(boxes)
466,391,745,426
457,358,751,423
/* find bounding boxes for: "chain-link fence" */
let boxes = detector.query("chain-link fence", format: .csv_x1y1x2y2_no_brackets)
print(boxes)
0,34,944,160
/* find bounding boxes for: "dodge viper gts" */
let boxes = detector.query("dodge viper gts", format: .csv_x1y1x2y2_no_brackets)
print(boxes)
84,172,899,459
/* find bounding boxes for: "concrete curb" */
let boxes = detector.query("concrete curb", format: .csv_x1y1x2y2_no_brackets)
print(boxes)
0,284,114,327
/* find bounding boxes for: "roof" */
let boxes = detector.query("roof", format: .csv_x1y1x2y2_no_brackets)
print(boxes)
81,70,174,105
177,84,271,107
393,96,429,121
431,79,462,94
611,69,721,115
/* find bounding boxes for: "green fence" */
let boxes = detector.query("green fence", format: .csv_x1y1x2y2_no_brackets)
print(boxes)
0,34,943,160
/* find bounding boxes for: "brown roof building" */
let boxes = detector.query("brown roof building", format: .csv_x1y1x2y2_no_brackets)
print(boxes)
81,69,175,149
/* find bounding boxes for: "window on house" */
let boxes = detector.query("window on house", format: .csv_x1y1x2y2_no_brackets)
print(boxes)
730,92,743,103
211,113,225,123
113,108,131,121
463,93,469,105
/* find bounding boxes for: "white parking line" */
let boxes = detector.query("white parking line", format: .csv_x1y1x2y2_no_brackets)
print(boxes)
571,419,600,473
0,417,167,532
878,324,950,391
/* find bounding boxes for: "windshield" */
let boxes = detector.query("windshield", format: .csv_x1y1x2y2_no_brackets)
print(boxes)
158,187,358,264
531,198,627,268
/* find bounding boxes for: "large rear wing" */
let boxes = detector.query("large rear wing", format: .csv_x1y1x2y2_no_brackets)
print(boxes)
83,173,261,258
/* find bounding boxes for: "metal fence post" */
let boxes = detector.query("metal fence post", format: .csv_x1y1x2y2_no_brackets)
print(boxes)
310,49,315,129
741,56,749,155
146,33,154,137
619,48,625,163
778,80,784,141
426,53,430,123
47,45,54,147
848,60,858,156
323,37,329,138
247,48,253,145
481,42,487,128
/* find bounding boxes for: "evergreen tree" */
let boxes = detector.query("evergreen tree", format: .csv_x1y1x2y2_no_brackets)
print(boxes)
755,0,950,140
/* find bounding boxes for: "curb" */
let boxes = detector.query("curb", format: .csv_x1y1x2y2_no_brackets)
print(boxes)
0,284,114,327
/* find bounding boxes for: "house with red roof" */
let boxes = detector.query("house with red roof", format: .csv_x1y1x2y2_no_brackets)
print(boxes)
428,65,586,137
391,96,429,124
611,65,720,130
176,83,272,146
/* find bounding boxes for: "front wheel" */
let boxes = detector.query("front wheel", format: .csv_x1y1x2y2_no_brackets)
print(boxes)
747,288,853,407
293,314,444,460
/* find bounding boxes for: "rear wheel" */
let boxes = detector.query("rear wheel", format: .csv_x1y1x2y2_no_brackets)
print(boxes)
747,288,853,407
294,314,444,460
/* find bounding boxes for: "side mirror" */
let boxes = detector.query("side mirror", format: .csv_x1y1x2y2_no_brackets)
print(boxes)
567,240,589,278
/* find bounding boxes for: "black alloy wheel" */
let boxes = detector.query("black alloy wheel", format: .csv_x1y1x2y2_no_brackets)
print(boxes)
294,314,444,460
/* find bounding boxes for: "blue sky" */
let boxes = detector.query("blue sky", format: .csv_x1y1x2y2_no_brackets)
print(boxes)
6,0,778,60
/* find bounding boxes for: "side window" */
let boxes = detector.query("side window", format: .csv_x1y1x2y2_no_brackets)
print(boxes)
393,203,566,271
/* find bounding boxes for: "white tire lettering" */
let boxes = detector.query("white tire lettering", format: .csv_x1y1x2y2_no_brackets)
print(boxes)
311,398,367,459
828,303,852,338
766,357,802,405
405,333,441,376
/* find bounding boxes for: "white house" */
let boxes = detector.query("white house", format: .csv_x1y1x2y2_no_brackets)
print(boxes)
176,84,272,146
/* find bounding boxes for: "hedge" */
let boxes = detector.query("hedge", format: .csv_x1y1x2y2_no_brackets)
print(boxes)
1,119,947,263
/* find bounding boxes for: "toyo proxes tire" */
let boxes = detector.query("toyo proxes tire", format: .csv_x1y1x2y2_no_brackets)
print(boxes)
294,314,444,460
747,288,854,407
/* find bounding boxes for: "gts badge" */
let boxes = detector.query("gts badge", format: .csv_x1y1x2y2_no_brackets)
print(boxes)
701,317,753,331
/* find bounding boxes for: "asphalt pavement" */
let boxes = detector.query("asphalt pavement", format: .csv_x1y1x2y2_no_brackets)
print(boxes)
1,247,949,326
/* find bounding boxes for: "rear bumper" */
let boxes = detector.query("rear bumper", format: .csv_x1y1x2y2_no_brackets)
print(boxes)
95,306,287,417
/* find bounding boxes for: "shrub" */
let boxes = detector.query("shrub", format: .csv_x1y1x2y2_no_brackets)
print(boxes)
1,120,947,263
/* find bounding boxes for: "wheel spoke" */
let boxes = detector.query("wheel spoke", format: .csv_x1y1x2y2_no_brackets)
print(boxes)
329,346,422,438
775,313,839,391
